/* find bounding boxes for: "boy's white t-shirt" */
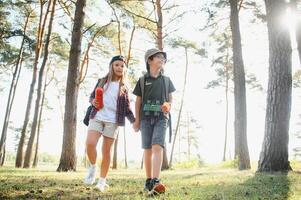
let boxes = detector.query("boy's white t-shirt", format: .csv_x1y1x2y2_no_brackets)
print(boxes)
95,81,119,123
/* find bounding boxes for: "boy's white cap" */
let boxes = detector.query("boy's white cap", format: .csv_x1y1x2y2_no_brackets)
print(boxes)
144,48,167,64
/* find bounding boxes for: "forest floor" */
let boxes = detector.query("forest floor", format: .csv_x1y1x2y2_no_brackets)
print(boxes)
0,161,300,200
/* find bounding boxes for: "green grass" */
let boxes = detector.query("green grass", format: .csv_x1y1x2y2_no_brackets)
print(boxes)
0,162,300,200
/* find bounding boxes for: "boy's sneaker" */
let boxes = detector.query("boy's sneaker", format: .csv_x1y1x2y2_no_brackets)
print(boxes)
144,178,152,191
95,179,109,192
83,165,96,185
149,178,165,195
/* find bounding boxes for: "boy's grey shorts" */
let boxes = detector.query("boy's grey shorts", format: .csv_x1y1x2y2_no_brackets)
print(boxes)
140,118,168,149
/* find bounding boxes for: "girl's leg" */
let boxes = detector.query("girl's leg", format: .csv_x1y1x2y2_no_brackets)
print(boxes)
86,130,101,164
100,136,115,178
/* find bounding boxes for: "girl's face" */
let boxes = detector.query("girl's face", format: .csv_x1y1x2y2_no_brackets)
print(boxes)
112,60,125,79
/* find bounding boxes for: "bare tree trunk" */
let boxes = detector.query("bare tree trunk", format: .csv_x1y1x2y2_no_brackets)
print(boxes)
187,112,191,160
57,0,86,172
169,47,188,168
123,127,128,168
24,0,56,168
112,134,118,169
0,10,31,166
155,0,163,49
33,67,51,168
258,0,292,172
16,1,50,168
126,25,135,66
140,154,144,169
223,51,230,162
230,0,250,170
0,149,5,166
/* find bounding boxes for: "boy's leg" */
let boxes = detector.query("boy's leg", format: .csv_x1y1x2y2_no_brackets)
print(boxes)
149,119,168,194
151,144,163,178
144,149,152,178
141,119,154,191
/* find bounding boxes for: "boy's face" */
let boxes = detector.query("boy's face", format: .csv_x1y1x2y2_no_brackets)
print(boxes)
148,53,166,70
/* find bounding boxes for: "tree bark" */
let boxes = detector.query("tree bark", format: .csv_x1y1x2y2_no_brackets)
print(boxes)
57,0,86,172
24,0,56,168
155,0,163,49
257,0,292,172
16,1,50,168
229,0,250,170
0,10,31,166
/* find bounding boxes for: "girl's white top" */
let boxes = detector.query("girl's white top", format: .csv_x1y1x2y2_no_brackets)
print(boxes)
95,81,119,123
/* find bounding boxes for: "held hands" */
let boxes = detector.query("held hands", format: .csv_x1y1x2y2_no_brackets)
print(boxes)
133,120,140,132
161,102,171,114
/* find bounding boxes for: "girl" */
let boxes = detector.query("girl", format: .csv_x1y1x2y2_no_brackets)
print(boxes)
84,55,135,192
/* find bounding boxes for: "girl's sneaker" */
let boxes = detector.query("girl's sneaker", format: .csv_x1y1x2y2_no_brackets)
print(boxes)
95,179,109,192
83,165,96,185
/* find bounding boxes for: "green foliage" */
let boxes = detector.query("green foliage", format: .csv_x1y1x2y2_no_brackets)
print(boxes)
50,33,69,60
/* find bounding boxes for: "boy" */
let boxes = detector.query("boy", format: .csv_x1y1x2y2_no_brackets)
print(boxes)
133,48,175,194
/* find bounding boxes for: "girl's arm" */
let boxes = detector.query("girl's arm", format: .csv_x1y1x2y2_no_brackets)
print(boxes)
125,91,135,123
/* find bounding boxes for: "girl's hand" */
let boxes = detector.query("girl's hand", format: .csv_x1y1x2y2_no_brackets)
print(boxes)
92,99,100,108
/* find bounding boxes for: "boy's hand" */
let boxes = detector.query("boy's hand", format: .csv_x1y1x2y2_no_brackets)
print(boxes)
133,120,140,132
161,102,171,113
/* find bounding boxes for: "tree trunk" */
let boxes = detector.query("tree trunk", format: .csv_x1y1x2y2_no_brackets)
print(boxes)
223,51,230,162
0,11,31,166
112,134,118,169
16,1,50,168
229,0,250,170
33,68,49,168
123,127,128,168
24,0,56,168
155,0,163,49
57,0,86,172
187,112,191,160
169,47,188,168
258,0,292,172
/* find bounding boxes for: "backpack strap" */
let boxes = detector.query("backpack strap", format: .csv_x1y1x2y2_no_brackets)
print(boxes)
139,75,145,103
98,77,107,88
162,75,172,143
162,75,170,102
